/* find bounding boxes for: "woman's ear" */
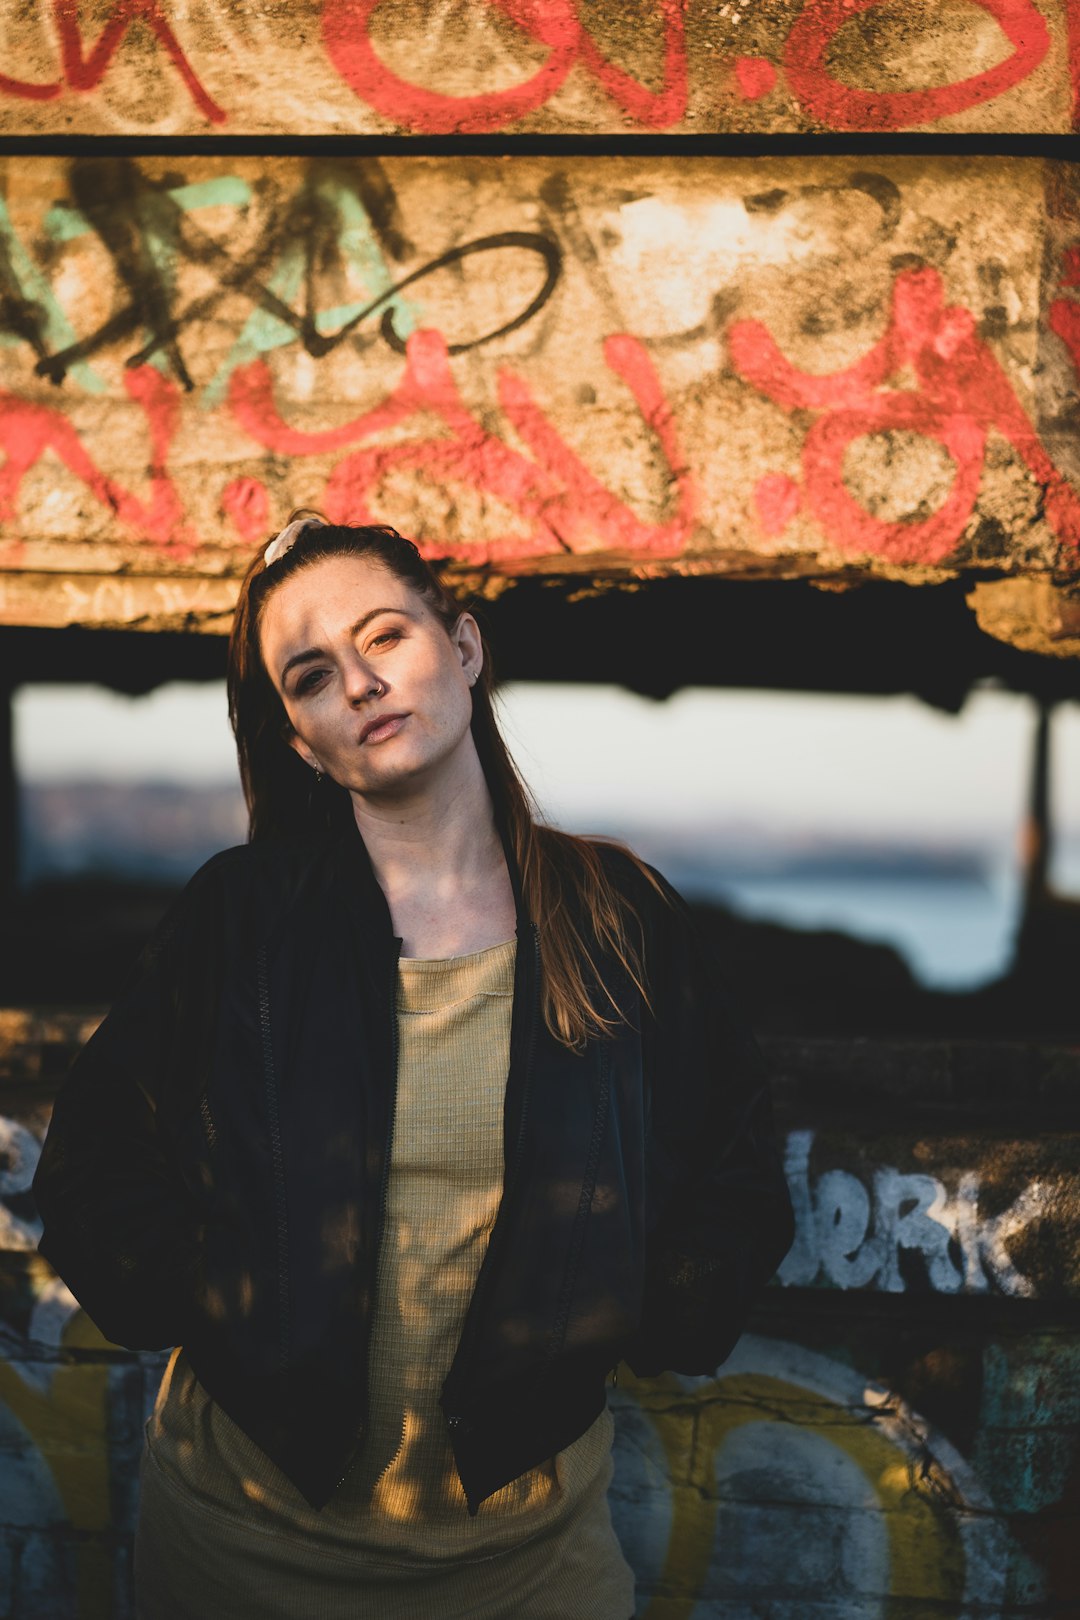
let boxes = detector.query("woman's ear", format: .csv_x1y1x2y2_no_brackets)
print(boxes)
287,732,321,773
453,611,483,685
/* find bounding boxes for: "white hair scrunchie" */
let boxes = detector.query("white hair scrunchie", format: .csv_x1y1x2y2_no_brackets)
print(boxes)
263,514,327,567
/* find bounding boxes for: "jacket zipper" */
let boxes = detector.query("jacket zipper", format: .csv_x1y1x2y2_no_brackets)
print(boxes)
446,921,540,1433
336,938,402,1491
504,923,541,1200
545,1043,612,1360
257,944,291,1374
199,1091,218,1154
377,942,403,1286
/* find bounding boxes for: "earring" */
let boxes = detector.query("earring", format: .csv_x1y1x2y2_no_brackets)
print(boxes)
314,766,323,784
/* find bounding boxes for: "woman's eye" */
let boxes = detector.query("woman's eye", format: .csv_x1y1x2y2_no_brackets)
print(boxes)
370,629,402,650
295,669,326,694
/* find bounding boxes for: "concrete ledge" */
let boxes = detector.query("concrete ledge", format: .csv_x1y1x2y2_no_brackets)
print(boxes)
1,155,1078,646
1,0,1076,136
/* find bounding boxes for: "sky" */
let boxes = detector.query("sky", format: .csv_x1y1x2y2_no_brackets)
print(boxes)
14,675,1076,848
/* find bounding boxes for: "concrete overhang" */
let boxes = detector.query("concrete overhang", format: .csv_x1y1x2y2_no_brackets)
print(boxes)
0,153,1077,663
1,0,1077,136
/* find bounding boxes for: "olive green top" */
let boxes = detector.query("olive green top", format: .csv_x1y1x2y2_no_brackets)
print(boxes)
142,938,633,1619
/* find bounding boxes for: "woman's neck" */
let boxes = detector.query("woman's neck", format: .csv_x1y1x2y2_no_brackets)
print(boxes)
349,746,518,958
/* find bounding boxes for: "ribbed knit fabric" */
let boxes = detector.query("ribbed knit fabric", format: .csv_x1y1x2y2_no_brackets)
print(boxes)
136,938,635,1620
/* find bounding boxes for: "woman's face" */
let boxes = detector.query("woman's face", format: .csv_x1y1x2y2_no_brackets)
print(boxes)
258,553,482,800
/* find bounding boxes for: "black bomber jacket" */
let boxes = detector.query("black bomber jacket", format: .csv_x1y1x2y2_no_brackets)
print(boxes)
32,819,795,1514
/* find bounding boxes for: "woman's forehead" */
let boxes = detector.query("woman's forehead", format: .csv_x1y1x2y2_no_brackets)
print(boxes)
265,555,416,627
259,555,422,659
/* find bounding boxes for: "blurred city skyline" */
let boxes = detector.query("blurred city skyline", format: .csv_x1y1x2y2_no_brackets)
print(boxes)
16,678,1080,993
15,677,1076,842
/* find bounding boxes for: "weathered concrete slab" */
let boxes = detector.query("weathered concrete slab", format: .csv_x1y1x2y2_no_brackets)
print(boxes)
968,573,1080,655
612,1323,1080,1617
1,155,1079,641
0,0,1077,136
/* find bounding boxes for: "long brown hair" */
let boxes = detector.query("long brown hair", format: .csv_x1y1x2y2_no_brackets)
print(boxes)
227,513,666,1050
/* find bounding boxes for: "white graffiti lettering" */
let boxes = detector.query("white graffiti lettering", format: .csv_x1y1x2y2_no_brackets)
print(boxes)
0,1115,43,1252
0,1115,1052,1299
779,1130,1049,1297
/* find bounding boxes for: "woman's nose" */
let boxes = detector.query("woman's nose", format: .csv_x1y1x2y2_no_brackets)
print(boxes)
342,656,384,703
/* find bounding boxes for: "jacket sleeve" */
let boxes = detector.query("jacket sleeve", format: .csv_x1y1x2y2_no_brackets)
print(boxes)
31,852,234,1351
624,866,795,1378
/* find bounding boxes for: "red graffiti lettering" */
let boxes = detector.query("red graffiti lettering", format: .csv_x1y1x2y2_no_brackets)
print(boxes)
1069,0,1080,125
321,0,688,133
728,264,1080,563
0,0,225,123
1050,295,1080,376
734,57,778,101
221,476,270,545
754,472,801,536
784,0,1050,130
229,328,697,562
0,367,193,553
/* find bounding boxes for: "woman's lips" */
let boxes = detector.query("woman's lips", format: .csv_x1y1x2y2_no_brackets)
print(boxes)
358,713,408,745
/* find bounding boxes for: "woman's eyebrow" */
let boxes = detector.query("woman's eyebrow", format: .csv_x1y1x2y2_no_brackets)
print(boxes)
280,606,411,684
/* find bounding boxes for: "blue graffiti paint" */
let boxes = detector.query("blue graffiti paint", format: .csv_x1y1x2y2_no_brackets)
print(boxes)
7,175,419,402
202,176,421,407
0,198,105,394
43,177,254,244
42,177,257,386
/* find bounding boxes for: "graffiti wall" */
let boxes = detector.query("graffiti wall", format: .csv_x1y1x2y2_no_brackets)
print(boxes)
610,1328,1080,1619
0,0,1077,136
2,1020,1078,1617
0,154,1078,632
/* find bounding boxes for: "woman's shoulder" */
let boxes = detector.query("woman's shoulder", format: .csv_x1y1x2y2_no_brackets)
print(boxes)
167,834,335,931
172,839,266,907
569,842,689,952
579,835,685,924
183,831,333,888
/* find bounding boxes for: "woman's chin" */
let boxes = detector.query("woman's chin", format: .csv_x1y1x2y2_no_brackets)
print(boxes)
345,730,475,804
345,756,431,800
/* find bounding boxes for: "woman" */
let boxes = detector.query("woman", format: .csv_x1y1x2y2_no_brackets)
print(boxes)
33,512,795,1620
